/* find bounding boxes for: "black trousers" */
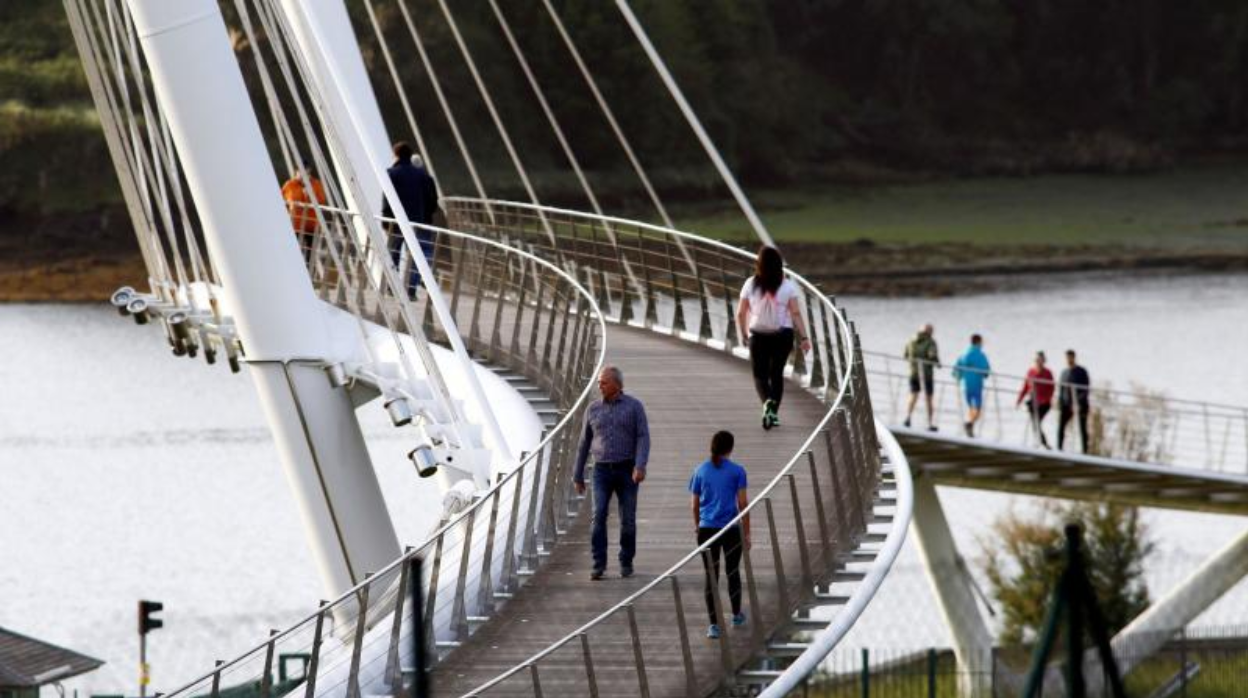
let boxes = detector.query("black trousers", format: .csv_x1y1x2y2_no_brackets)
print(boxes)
749,328,794,406
1026,400,1052,447
698,526,743,624
1059,404,1090,453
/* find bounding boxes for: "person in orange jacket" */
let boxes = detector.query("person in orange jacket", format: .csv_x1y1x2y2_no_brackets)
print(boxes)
280,168,327,259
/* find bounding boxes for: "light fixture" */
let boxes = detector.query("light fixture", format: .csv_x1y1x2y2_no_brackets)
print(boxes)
385,395,413,427
408,441,438,478
111,286,135,316
127,298,150,325
168,312,190,356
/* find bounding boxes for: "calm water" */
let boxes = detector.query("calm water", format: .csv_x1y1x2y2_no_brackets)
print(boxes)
1,272,1245,692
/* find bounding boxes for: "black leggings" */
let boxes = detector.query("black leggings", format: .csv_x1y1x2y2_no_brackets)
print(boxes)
749,328,794,406
698,526,743,624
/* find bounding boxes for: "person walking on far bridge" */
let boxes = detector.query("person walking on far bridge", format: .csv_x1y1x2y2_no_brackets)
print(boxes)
1017,351,1055,449
1058,349,1092,453
903,324,940,431
574,366,651,581
952,334,991,437
690,430,750,639
736,246,812,431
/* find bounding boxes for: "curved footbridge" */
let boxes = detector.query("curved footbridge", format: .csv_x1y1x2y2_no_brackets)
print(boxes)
866,353,1248,688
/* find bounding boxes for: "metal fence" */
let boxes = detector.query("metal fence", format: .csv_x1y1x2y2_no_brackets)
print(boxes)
810,625,1248,697
865,351,1248,474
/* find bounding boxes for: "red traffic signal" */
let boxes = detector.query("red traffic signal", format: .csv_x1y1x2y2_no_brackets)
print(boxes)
139,600,164,635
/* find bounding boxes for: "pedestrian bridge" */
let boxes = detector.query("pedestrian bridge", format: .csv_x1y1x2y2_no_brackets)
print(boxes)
866,352,1248,514
61,1,1248,696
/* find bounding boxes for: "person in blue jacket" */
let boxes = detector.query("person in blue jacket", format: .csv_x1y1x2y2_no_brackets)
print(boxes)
952,334,991,437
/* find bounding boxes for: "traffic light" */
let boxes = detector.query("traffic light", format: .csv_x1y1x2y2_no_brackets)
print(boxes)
139,600,163,635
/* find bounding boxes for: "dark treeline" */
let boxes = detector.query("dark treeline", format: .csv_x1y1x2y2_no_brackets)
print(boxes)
5,0,1248,222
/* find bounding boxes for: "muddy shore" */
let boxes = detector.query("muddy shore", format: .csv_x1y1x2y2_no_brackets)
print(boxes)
3,239,1246,303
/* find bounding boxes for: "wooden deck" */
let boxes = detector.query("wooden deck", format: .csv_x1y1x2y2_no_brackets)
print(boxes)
431,323,834,697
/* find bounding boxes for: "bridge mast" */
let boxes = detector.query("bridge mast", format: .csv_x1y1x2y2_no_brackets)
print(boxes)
124,0,400,600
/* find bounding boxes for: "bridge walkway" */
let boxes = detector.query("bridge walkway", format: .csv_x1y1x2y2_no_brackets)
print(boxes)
431,323,831,697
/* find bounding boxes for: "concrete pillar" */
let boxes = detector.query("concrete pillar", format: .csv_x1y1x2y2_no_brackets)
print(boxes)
126,0,400,600
912,473,994,697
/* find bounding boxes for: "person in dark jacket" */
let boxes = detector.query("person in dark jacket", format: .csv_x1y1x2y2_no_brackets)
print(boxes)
1058,349,1091,453
381,142,437,298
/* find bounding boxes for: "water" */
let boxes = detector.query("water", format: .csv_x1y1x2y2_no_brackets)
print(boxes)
1,272,1246,692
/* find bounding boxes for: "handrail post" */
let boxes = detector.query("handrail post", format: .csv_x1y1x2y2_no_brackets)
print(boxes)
303,602,326,698
741,545,765,646
451,510,477,642
499,464,525,593
476,491,502,616
788,473,815,587
423,534,445,654
259,629,277,698
670,576,698,697
765,498,790,614
386,548,414,690
580,633,599,698
706,550,736,683
626,604,652,698
210,660,223,698
347,573,373,698
805,450,833,562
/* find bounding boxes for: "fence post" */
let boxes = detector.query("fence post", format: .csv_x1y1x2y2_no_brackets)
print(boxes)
861,648,869,698
927,647,936,698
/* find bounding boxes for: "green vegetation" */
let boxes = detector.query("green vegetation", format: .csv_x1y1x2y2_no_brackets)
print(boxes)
676,165,1248,246
981,503,1154,646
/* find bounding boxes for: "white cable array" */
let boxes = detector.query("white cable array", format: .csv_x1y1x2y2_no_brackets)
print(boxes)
614,0,777,249
430,0,559,248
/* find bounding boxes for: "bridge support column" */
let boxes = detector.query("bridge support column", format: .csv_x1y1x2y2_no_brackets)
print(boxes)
911,473,993,697
126,0,400,602
1113,526,1248,672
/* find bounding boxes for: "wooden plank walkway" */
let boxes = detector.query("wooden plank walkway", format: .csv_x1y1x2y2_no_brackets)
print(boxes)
431,323,833,697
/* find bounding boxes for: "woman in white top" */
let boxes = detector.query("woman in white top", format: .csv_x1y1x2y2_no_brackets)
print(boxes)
735,246,812,429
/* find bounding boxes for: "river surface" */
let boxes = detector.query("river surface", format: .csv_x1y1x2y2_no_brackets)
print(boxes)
2,272,1246,693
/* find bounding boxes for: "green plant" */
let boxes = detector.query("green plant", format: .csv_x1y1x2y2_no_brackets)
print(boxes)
981,503,1154,646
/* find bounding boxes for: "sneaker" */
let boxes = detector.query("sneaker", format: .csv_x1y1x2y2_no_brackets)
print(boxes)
621,566,634,579
964,421,974,438
761,401,773,430
928,425,938,433
590,569,605,581
731,612,747,627
903,418,911,428
707,624,722,639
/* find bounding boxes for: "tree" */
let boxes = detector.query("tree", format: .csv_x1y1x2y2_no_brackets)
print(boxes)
981,502,1154,646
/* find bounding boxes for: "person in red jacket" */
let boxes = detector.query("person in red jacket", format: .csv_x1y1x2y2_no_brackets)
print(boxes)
1016,351,1055,449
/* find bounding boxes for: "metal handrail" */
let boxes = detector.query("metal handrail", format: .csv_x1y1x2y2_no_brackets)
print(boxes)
157,216,607,698
441,198,894,696
759,419,914,697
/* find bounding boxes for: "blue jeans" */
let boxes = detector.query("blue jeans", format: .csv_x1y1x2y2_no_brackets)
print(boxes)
388,229,435,299
591,462,638,571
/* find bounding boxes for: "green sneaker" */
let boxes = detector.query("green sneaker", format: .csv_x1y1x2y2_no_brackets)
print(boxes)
763,400,778,430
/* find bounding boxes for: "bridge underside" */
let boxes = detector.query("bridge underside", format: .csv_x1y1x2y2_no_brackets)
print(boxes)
894,428,1248,515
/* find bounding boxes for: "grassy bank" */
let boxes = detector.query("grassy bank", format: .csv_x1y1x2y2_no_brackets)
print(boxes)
677,164,1248,247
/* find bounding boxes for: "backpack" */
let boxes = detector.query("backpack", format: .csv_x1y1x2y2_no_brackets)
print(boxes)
749,281,785,333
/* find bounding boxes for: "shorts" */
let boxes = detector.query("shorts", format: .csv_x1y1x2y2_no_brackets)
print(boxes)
964,388,983,409
909,373,934,395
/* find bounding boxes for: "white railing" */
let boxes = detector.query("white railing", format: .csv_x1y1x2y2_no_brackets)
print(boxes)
866,351,1248,473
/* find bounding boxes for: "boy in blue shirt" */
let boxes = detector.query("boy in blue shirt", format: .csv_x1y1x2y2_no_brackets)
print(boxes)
689,431,751,639
952,334,991,437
